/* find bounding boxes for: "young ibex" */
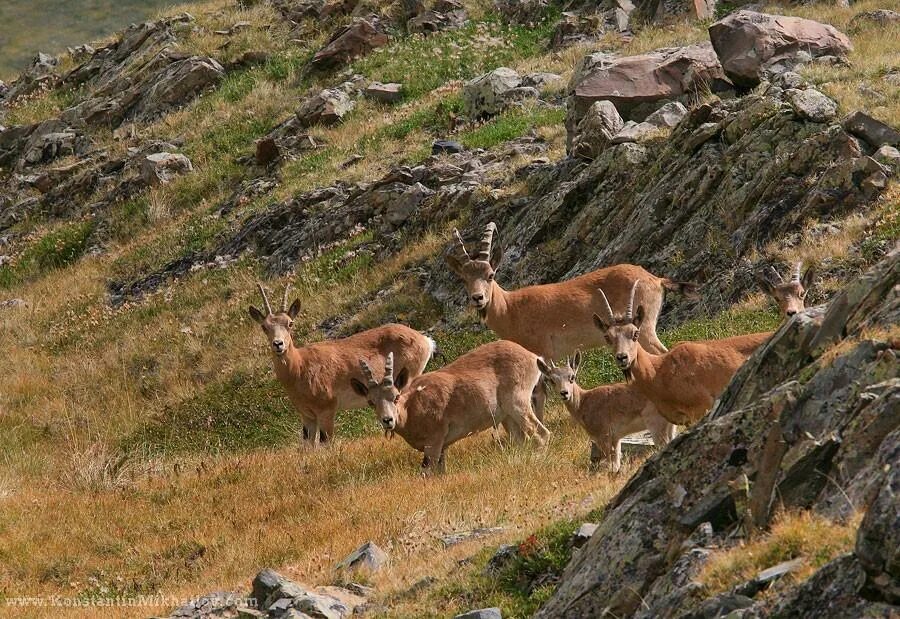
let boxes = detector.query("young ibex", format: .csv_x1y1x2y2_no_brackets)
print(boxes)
446,222,697,359
249,283,434,445
755,261,815,317
593,281,771,425
538,351,677,472
351,341,550,473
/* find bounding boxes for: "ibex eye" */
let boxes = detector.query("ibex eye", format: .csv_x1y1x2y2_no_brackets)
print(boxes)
487,273,495,281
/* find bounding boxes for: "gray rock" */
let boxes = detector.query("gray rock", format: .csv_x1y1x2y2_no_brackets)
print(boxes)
873,145,900,170
432,140,464,155
310,18,389,71
382,182,434,226
463,67,521,117
522,72,562,89
484,544,518,575
571,100,624,159
842,110,900,147
364,82,403,103
454,608,502,619
501,86,540,103
645,101,688,128
336,541,388,572
296,88,355,127
849,9,900,30
0,298,27,309
786,88,838,122
441,526,505,547
571,523,598,548
140,152,193,187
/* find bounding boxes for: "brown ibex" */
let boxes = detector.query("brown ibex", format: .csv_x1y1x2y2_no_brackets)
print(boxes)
538,351,677,472
249,283,434,445
593,281,771,425
755,261,815,318
446,222,697,359
351,341,550,473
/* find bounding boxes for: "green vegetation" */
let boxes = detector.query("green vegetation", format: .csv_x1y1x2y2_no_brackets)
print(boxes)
460,106,566,150
0,220,95,288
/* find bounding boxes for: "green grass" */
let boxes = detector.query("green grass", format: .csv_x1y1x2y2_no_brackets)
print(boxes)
0,220,95,288
459,106,566,150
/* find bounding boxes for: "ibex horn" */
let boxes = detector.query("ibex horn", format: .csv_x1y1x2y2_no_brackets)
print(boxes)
625,280,640,322
597,287,615,325
476,222,497,261
791,262,802,283
382,352,394,387
257,282,273,316
359,359,378,388
767,266,784,284
451,229,471,261
281,283,292,313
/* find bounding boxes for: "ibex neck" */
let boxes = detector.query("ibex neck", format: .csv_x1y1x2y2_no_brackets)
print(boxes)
630,345,658,386
272,346,303,380
484,281,509,325
565,384,585,417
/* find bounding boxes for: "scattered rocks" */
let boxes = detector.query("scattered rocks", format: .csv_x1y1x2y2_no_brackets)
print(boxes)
571,100,624,159
709,10,852,87
463,67,522,118
454,608,502,619
140,152,193,187
571,523,598,549
842,111,900,148
336,541,388,573
296,88,355,127
364,82,403,103
310,18,388,71
407,0,468,34
786,88,838,123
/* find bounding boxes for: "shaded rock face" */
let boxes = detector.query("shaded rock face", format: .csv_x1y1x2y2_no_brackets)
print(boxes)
432,86,890,326
709,11,852,88
566,43,730,145
536,248,899,618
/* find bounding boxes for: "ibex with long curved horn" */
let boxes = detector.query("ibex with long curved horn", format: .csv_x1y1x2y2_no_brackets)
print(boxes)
446,222,698,360
249,283,435,445
592,281,772,425
755,261,815,318
537,352,676,472
351,341,550,473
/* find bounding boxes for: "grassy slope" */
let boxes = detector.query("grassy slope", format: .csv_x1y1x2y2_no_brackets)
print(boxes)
0,0,897,616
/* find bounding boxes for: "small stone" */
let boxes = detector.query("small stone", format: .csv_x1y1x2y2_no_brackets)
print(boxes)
842,111,900,147
140,152,193,187
454,608,502,619
296,88,355,126
432,140,464,155
364,82,403,103
645,101,688,128
521,72,562,89
484,544,518,575
236,608,266,618
1,298,27,309
611,120,657,144
441,526,505,547
873,145,900,170
336,541,388,572
786,88,838,122
572,523,598,548
462,67,521,117
255,137,280,165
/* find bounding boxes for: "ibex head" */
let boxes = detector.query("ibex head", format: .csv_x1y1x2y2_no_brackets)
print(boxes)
755,261,815,317
248,282,301,356
351,352,410,431
445,222,504,311
592,281,644,379
537,351,582,402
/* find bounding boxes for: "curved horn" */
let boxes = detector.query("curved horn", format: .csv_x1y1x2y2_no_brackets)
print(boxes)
791,261,802,283
767,266,784,284
597,287,615,324
359,359,378,388
625,280,640,322
281,283,292,313
451,229,471,261
476,222,497,261
382,352,394,386
257,282,273,315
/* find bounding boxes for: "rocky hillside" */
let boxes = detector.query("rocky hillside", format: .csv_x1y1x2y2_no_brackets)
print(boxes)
0,0,897,617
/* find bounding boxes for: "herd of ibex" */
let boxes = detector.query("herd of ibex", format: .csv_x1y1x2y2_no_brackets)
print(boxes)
249,223,814,473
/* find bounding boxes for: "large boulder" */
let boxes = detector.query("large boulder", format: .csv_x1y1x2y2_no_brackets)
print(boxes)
709,11,852,87
566,43,729,147
310,18,389,71
462,67,522,118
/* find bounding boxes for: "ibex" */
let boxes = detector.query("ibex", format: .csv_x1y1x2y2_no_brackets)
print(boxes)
593,281,771,425
755,261,815,317
351,341,550,473
538,351,677,472
249,283,434,445
446,222,698,359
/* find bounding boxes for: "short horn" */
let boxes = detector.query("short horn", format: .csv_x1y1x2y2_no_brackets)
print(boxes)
767,266,784,284
597,287,615,324
451,229,471,261
359,359,378,388
476,222,497,261
281,283,292,313
791,262,802,283
382,352,394,386
257,282,273,315
625,280,640,322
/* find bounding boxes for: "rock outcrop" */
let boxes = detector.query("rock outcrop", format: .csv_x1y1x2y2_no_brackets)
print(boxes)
537,247,899,618
310,17,389,71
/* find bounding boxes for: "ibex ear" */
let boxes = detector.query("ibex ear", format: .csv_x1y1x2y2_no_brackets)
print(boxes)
248,306,266,324
445,253,465,276
572,350,582,373
633,306,645,329
395,367,410,390
592,313,609,332
287,299,301,319
350,378,369,397
536,358,552,376
801,265,815,291
489,240,503,271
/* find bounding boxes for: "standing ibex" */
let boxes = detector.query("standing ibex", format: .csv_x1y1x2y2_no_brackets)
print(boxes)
351,341,550,473
755,261,815,317
446,222,697,359
249,283,434,445
538,351,677,472
593,281,771,425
